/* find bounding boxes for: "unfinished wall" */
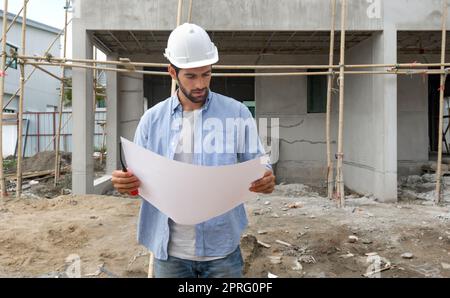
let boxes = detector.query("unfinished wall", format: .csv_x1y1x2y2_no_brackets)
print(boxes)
344,36,376,196
255,55,338,185
397,75,429,176
117,71,145,141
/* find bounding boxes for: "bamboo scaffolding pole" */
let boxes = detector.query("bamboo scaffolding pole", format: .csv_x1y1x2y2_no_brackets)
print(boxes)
93,48,98,112
326,0,337,199
18,54,450,71
0,0,9,198
21,60,450,78
2,18,73,111
44,114,72,152
0,0,30,44
170,0,183,97
15,0,27,198
436,0,448,204
31,64,64,82
54,1,69,186
188,0,193,22
335,0,347,208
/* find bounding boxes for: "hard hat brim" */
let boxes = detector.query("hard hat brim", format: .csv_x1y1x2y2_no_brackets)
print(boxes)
165,47,219,69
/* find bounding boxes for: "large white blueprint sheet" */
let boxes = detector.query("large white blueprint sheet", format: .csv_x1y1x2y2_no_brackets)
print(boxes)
121,137,267,225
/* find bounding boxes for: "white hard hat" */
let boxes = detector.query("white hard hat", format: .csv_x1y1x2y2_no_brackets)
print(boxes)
164,23,219,69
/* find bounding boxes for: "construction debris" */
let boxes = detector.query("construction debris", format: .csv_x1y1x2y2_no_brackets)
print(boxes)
257,240,271,249
268,256,282,264
348,235,359,243
275,240,292,247
401,253,414,259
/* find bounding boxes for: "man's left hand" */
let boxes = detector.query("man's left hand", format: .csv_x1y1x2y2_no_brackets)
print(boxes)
250,170,276,194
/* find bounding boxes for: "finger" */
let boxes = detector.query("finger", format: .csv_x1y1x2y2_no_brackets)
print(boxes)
251,170,272,184
112,176,139,185
251,175,274,188
112,170,134,178
117,189,138,195
252,171,272,184
113,181,141,190
250,181,275,193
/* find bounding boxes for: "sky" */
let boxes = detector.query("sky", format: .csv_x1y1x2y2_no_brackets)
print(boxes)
0,0,106,59
1,0,67,29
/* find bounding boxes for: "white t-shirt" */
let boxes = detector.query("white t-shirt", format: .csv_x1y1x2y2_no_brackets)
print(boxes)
167,110,225,261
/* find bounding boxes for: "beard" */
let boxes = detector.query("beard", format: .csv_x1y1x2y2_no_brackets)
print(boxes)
178,81,209,104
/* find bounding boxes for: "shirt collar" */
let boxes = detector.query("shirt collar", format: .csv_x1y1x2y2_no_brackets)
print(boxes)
170,89,213,115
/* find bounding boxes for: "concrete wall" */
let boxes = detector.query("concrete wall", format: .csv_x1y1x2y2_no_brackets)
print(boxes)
118,71,145,141
75,0,450,32
254,55,338,185
387,0,450,30
397,75,429,176
75,0,381,31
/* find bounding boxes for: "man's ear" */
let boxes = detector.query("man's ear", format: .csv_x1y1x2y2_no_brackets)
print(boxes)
168,65,178,81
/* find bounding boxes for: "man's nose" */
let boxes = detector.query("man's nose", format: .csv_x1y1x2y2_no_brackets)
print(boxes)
194,78,207,90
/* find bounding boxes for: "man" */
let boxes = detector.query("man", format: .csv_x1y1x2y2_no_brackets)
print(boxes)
111,23,276,278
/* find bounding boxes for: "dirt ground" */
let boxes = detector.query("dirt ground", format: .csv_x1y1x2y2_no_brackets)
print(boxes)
1,181,450,278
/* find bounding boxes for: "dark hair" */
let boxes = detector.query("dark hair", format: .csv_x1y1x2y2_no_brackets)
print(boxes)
170,63,181,76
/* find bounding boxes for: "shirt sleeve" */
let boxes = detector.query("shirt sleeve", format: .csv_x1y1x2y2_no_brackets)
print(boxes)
133,111,150,148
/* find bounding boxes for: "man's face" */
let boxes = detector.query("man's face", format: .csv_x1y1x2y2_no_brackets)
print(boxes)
170,65,212,104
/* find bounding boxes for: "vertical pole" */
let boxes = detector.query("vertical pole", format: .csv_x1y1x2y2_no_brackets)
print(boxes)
188,0,193,23
170,0,183,96
93,48,97,112
0,0,8,198
16,0,27,198
326,0,337,199
335,0,347,208
149,0,184,278
55,1,69,186
436,0,448,204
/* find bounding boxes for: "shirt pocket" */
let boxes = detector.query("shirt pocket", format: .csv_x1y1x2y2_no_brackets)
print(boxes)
203,213,233,249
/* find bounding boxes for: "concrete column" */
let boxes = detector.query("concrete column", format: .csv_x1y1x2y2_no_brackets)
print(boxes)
72,24,94,194
118,71,145,142
372,26,398,202
106,53,119,175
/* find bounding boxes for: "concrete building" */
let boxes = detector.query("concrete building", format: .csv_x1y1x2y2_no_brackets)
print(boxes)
72,0,450,202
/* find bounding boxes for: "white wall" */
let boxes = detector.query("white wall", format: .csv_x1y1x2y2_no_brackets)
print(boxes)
0,16,61,113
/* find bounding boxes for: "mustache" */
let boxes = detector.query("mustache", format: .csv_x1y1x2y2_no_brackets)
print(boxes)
191,88,207,93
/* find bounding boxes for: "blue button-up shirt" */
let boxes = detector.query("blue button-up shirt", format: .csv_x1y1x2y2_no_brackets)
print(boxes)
134,90,267,260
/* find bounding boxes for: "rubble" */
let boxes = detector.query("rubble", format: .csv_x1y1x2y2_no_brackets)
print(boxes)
275,240,292,247
399,173,450,202
348,235,359,243
401,253,414,259
268,256,282,264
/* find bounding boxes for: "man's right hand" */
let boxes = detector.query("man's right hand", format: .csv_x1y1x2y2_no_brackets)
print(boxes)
111,170,141,196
